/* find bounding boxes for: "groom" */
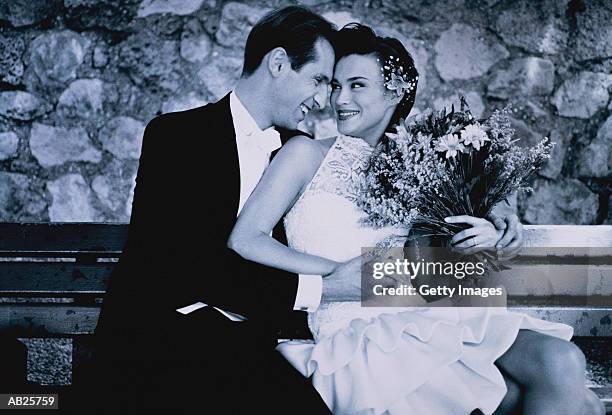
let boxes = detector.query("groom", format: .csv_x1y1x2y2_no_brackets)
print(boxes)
92,6,339,414
92,5,524,414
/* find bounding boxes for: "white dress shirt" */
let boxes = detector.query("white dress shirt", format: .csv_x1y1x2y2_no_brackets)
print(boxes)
176,92,322,320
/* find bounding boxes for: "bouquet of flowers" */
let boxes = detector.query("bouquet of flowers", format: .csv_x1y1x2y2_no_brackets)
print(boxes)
357,97,553,262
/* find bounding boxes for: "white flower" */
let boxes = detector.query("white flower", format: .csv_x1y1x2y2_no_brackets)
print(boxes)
385,123,410,142
435,134,465,159
386,72,413,97
414,132,432,149
460,124,489,150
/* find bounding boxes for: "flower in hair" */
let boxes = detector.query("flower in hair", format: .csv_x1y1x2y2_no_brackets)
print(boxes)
387,72,413,96
377,57,416,98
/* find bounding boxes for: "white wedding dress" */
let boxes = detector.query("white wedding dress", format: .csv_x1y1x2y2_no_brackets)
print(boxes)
277,134,573,415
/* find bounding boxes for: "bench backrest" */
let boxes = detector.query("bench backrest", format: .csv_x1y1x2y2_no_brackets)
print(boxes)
0,223,611,337
0,223,127,336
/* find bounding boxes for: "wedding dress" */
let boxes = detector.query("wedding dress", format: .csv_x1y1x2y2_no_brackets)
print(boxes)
277,134,573,415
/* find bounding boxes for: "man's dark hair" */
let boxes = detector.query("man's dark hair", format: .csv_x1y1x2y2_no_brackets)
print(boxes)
241,6,336,77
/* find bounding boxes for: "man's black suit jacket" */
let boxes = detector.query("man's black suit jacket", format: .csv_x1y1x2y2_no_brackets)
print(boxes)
95,94,312,360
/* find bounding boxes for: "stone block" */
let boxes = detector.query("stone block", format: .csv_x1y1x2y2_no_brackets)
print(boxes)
180,20,213,63
0,30,26,85
0,173,47,221
91,161,137,220
118,31,183,91
57,79,119,121
508,116,545,149
64,0,139,31
216,3,269,48
162,92,208,113
572,0,612,61
552,72,612,119
0,91,52,121
93,44,109,68
495,0,568,54
29,30,91,86
434,23,509,81
98,116,145,160
29,123,102,168
198,53,242,100
487,57,555,99
47,174,98,222
522,178,598,224
0,0,59,27
0,132,19,160
539,128,569,180
137,0,205,17
577,115,612,178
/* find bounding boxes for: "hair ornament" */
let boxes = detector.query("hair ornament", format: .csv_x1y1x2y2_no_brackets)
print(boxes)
376,57,417,98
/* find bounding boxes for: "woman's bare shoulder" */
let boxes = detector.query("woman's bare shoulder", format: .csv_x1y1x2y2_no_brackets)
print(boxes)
314,137,337,154
280,135,336,168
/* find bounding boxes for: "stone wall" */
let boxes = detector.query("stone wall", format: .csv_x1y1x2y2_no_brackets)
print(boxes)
1,0,611,224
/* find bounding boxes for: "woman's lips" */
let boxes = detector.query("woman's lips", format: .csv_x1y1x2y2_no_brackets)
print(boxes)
337,109,360,121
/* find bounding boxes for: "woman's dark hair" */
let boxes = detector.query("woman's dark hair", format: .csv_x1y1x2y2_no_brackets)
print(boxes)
334,23,418,131
242,6,336,77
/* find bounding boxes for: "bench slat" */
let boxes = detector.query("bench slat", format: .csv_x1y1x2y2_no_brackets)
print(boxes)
0,263,110,294
0,304,99,335
0,223,609,251
2,304,609,336
523,225,612,247
0,223,128,252
489,264,612,296
510,306,612,336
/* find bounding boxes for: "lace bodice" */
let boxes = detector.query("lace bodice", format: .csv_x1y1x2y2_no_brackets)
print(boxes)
283,134,408,340
284,134,404,262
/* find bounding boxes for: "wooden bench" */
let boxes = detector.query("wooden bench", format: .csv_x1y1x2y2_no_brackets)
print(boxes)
0,223,610,411
0,223,126,389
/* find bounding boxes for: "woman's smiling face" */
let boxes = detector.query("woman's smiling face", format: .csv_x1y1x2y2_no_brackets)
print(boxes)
331,53,399,144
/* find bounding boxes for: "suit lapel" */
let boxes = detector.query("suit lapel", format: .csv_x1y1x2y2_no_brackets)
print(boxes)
208,95,241,219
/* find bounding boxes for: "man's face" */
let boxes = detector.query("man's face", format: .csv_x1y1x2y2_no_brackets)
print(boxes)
272,38,335,130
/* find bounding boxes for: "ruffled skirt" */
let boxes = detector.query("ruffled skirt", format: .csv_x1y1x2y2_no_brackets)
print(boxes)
276,303,573,415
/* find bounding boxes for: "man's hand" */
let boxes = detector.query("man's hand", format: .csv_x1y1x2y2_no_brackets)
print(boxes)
320,256,361,303
487,213,524,260
446,215,504,255
320,255,398,303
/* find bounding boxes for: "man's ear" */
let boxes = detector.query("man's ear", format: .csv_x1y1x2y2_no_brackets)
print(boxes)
267,47,289,78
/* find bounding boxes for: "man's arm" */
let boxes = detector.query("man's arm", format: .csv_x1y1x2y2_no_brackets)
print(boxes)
110,113,305,321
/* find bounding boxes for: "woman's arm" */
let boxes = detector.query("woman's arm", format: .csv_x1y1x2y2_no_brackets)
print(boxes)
228,136,340,276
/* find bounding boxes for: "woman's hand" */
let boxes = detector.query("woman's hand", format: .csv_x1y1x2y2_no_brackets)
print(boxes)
444,215,504,255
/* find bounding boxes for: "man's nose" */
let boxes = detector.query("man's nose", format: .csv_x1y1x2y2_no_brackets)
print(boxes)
313,84,328,110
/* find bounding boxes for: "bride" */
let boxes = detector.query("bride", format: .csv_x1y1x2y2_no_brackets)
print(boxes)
228,24,604,415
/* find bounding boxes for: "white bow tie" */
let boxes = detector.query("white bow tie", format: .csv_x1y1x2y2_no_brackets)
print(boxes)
251,127,281,154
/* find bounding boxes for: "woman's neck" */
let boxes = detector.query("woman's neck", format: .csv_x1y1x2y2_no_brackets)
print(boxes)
351,115,394,148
